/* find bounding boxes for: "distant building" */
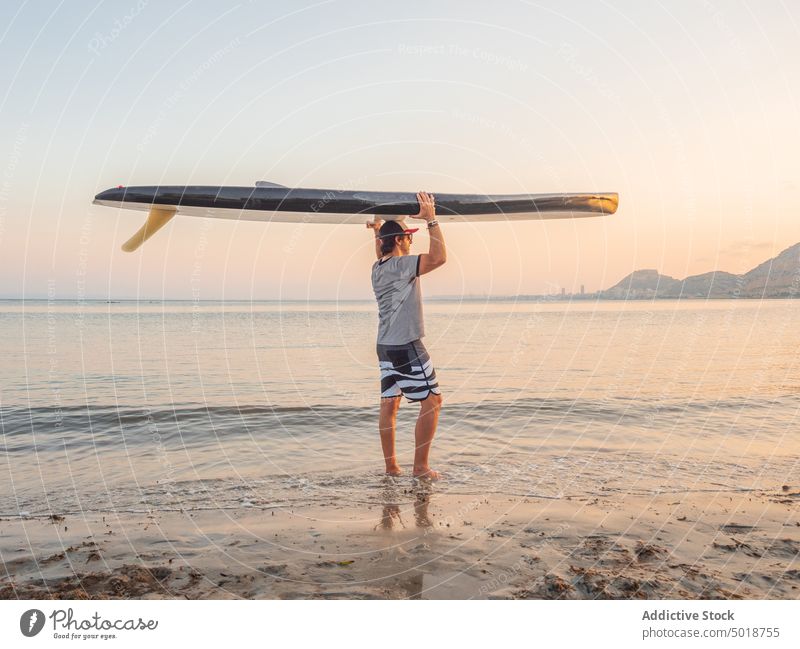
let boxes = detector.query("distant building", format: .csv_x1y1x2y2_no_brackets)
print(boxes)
580,284,585,295
561,287,565,296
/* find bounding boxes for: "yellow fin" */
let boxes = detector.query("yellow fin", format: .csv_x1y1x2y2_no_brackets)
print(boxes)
121,207,176,252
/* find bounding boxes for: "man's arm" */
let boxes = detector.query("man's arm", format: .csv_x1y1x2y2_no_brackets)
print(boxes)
419,220,445,275
410,192,446,276
366,217,384,259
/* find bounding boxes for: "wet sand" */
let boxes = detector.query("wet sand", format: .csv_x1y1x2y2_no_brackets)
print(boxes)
1,484,798,599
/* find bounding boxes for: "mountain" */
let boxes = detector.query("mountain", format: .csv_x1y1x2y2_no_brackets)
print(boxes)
740,242,800,297
602,269,679,299
601,242,800,299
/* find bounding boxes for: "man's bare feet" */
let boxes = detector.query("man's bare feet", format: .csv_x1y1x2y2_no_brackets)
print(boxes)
412,467,440,481
385,465,403,477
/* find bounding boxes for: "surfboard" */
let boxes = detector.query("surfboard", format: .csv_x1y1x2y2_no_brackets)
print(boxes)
92,183,618,252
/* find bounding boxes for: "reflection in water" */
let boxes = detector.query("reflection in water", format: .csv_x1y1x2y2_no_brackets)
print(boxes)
413,489,433,529
375,503,405,531
375,477,434,531
373,478,436,599
375,477,405,531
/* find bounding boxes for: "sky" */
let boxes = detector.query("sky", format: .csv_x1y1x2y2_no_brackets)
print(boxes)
0,0,798,299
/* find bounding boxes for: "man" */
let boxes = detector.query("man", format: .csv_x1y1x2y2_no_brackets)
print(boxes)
367,191,446,480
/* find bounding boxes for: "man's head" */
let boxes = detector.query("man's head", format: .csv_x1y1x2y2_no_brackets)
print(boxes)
377,220,419,256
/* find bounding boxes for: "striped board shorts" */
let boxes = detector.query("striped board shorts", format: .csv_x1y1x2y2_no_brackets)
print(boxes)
377,339,441,402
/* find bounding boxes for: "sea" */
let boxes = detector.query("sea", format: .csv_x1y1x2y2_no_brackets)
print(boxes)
1,298,798,516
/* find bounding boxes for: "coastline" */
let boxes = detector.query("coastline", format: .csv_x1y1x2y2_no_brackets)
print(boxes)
2,486,797,600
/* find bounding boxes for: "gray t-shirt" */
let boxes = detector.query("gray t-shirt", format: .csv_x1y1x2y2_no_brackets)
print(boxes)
372,254,424,345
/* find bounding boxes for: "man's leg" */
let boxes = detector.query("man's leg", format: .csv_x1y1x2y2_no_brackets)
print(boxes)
379,396,402,475
413,392,443,479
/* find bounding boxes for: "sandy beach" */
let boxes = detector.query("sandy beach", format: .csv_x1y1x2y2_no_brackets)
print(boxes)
2,482,798,600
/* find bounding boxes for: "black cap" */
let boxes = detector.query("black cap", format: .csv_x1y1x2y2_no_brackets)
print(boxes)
377,220,419,239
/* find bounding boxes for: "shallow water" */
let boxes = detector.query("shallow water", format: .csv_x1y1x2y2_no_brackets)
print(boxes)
1,298,798,515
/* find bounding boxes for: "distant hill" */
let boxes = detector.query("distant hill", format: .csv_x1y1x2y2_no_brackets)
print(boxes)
602,242,800,299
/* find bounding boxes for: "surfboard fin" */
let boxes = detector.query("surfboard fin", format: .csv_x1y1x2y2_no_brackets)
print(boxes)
255,181,288,188
121,207,176,252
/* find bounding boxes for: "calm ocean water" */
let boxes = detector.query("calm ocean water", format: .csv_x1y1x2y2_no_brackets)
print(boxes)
1,299,798,515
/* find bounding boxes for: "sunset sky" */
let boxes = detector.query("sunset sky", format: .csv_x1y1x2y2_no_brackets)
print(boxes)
1,0,797,299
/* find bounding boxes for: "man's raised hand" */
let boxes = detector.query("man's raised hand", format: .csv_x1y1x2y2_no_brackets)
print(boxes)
410,191,436,222
366,217,384,231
